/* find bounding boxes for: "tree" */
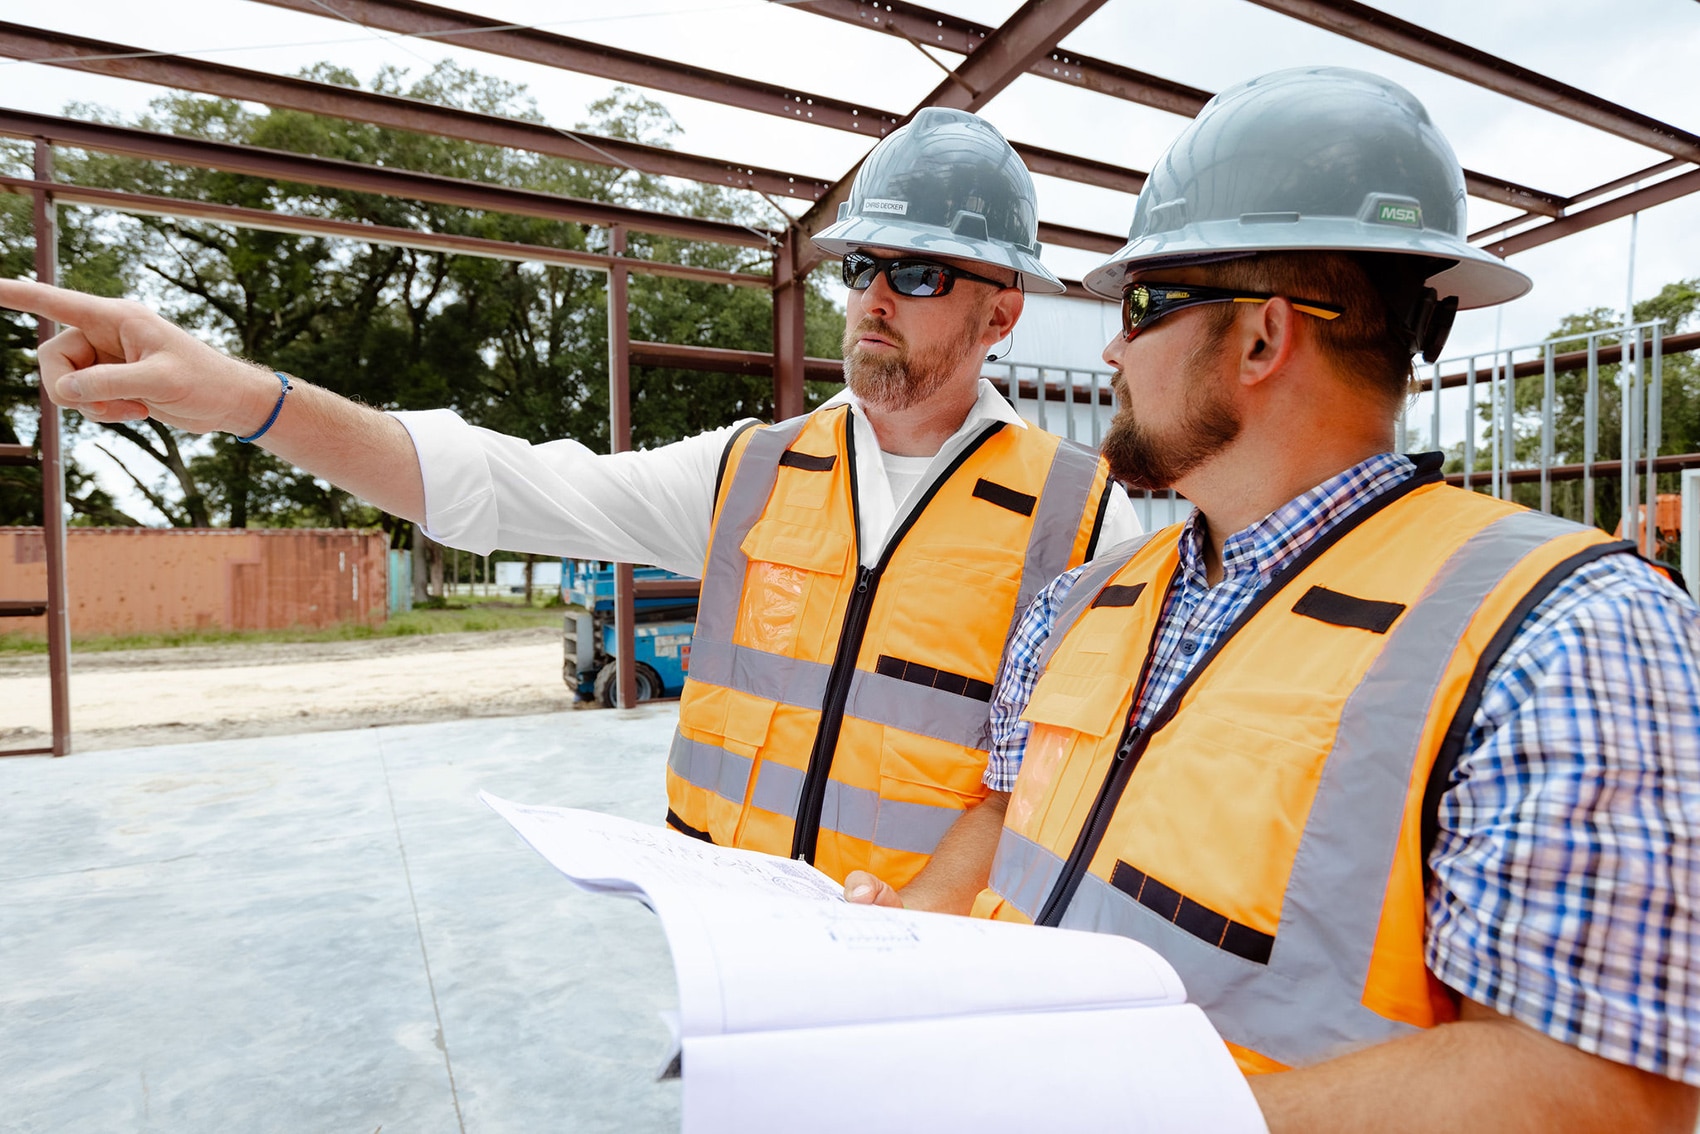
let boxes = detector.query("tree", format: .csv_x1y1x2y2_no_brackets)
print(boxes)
1459,278,1700,537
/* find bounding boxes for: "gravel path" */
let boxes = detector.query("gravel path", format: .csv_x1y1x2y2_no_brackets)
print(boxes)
0,627,590,753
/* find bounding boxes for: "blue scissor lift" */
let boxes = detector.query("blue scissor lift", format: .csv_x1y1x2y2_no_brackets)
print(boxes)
560,560,698,706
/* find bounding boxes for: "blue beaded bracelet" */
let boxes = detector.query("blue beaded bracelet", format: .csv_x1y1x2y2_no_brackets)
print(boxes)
236,370,295,444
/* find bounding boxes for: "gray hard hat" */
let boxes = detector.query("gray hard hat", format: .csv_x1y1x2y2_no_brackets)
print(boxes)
812,108,1064,295
1083,67,1532,311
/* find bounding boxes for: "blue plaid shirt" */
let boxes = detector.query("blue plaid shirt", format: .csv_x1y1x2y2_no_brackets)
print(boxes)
985,452,1700,1084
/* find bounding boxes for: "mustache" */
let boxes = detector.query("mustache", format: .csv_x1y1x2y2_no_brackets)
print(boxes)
847,317,905,349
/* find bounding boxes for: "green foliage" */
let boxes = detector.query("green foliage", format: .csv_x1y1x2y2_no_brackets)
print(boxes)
1454,278,1700,536
0,67,844,530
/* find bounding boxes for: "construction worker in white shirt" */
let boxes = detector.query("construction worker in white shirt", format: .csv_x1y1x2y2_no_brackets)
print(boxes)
0,106,1138,886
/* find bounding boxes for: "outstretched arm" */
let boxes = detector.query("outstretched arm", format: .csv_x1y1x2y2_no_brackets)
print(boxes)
1,278,426,520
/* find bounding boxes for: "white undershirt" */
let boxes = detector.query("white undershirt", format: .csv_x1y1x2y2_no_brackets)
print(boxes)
394,379,1140,575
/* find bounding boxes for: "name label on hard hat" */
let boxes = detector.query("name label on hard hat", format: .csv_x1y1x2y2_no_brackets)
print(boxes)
1376,202,1422,227
863,198,910,216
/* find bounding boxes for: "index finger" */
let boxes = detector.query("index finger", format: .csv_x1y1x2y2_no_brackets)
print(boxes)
0,277,125,329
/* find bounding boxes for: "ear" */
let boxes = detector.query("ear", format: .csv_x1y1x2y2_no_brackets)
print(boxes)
982,288,1024,347
1235,297,1302,390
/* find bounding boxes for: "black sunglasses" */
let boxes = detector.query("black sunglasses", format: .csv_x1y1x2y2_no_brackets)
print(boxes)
1120,283,1344,341
842,252,1010,298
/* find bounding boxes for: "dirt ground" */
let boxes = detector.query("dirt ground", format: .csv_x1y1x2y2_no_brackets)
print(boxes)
0,627,603,754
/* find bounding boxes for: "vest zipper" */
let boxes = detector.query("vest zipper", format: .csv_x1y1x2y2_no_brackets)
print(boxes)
1029,454,1451,927
789,419,1008,864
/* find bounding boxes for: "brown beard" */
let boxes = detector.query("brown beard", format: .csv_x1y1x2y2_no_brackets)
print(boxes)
1100,332,1242,492
841,309,986,412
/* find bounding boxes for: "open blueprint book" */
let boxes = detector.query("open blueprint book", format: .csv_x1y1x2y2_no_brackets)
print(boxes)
482,793,1267,1134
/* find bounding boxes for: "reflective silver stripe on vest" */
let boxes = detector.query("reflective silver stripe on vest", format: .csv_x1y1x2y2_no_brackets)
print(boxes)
689,637,833,708
746,760,964,854
999,439,1107,651
667,733,754,807
844,668,993,749
986,826,1067,919
991,508,1588,1067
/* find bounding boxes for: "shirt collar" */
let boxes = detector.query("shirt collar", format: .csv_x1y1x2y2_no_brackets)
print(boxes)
1175,451,1419,588
821,377,1027,438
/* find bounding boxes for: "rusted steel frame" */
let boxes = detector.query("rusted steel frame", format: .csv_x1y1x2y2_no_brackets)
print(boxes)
0,175,769,288
629,340,843,383
1469,159,1688,243
1484,169,1700,259
0,108,776,249
34,138,71,758
1417,331,1700,393
635,579,700,601
781,0,1562,217
771,231,809,421
1037,220,1125,255
1244,0,1700,165
606,225,638,710
254,0,906,138
797,0,1109,259
918,0,1108,112
1444,452,1700,488
0,21,836,203
1015,143,1146,197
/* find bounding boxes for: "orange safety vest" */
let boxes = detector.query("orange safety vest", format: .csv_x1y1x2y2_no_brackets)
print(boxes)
972,459,1642,1073
666,403,1113,886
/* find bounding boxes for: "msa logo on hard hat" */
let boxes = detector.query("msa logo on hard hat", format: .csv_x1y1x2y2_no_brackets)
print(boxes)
862,198,910,216
1376,202,1422,227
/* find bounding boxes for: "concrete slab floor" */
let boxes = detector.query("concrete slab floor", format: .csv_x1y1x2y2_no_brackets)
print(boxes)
0,707,685,1134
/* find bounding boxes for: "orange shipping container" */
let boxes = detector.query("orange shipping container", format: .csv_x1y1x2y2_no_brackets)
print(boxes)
0,527,388,638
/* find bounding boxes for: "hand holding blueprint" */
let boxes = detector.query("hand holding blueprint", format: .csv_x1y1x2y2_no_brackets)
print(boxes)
482,793,1267,1134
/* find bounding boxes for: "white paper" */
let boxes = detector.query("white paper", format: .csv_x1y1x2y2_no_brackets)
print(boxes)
683,1004,1266,1134
483,793,1268,1134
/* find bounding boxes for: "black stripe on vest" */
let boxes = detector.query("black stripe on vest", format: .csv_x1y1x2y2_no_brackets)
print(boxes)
1291,585,1406,634
875,654,994,702
973,478,1037,516
1091,583,1148,609
778,450,837,472
1110,860,1274,965
665,808,715,843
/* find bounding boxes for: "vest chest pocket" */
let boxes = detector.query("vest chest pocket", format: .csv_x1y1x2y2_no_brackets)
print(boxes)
880,555,1023,678
736,518,853,656
1008,669,1132,837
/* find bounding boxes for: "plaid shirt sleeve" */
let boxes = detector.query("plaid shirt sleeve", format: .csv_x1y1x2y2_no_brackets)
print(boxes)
983,565,1086,792
1426,554,1700,1083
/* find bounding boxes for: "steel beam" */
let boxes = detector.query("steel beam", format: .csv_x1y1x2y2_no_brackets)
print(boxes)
777,0,1564,217
0,22,836,203
629,341,843,383
1443,452,1700,488
0,175,771,287
0,109,777,249
1417,330,1700,393
798,0,1109,261
1484,168,1700,259
253,0,906,137
1244,0,1700,165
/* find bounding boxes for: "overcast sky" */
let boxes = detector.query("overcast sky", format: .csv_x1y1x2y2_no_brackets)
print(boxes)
5,1,1699,517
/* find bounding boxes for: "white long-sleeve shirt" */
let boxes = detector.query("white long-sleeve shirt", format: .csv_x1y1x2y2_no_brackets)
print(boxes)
394,380,1140,577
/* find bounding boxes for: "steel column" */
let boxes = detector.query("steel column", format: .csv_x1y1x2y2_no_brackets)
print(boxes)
35,138,70,757
772,231,809,421
1585,337,1599,528
607,225,637,710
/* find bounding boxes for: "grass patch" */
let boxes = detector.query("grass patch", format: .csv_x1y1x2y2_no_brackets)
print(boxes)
0,603,562,656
